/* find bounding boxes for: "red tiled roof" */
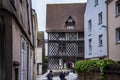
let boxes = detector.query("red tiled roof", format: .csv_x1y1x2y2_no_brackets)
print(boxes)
46,3,86,32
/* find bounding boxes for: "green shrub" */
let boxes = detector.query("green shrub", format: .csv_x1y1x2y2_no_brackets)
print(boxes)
75,59,117,80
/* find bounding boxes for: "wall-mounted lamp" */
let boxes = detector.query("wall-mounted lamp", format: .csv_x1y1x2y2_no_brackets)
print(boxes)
13,61,20,67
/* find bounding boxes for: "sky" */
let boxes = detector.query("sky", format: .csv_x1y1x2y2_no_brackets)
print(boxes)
32,0,87,39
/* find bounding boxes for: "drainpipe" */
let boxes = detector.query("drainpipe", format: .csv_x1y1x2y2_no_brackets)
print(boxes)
106,1,109,59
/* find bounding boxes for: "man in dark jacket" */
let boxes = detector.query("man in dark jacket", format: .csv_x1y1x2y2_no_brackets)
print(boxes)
47,70,53,80
59,71,65,80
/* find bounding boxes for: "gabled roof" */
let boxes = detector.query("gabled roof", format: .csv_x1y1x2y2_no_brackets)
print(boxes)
46,3,86,32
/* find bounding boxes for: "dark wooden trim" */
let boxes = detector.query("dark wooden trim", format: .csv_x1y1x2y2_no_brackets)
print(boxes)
46,29,84,32
48,32,84,69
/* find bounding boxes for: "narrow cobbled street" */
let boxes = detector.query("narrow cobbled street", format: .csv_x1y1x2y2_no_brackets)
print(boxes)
36,70,78,80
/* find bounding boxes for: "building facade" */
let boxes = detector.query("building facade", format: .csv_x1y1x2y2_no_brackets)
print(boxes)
35,31,45,75
0,0,34,80
32,9,38,80
84,0,107,59
45,39,48,56
46,3,86,69
106,0,120,61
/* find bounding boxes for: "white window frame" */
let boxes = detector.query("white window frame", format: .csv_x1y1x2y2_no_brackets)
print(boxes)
89,39,92,55
99,34,103,47
116,0,120,16
30,49,33,80
67,25,74,30
95,0,98,6
21,37,27,80
116,28,120,43
66,16,75,30
68,18,73,22
88,19,92,33
98,12,102,24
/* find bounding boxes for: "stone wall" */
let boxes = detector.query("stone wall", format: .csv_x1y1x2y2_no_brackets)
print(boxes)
78,71,120,80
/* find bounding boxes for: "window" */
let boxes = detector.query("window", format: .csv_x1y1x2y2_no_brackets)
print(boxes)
88,20,92,32
78,32,84,40
66,16,75,30
116,0,120,16
68,18,73,22
10,0,16,10
67,26,74,29
21,37,27,80
116,28,120,43
95,0,98,6
20,0,22,3
68,33,77,40
98,12,102,24
58,33,65,40
26,1,31,35
89,39,92,55
58,43,66,52
99,34,103,46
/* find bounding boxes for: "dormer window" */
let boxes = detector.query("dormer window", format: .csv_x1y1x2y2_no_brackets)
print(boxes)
65,16,75,30
68,18,73,22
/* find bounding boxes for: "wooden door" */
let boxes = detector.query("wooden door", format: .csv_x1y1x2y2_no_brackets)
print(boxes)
66,58,72,69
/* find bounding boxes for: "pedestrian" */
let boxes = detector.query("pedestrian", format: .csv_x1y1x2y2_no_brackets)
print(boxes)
47,70,53,80
59,71,65,80
68,72,74,80
68,71,78,80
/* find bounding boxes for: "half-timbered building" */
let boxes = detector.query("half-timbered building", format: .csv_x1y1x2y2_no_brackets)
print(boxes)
46,3,86,69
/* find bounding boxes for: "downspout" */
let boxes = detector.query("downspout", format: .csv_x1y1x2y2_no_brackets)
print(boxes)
106,1,109,59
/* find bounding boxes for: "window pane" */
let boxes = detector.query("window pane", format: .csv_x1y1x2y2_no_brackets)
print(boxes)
95,0,98,6
98,12,102,24
116,1,120,15
116,29,120,42
88,20,92,32
59,33,65,38
66,16,75,30
89,39,92,54
99,35,103,46
22,42,25,50
118,3,120,14
119,30,120,41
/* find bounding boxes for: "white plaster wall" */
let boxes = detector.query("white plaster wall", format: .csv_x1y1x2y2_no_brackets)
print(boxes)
45,43,48,56
38,65,42,74
36,47,42,63
84,0,107,58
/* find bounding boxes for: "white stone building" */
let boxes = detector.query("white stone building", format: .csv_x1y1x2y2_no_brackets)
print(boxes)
84,0,107,59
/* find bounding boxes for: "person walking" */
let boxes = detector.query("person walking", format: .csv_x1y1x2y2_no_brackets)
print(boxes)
59,71,65,80
67,71,78,80
47,70,53,80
